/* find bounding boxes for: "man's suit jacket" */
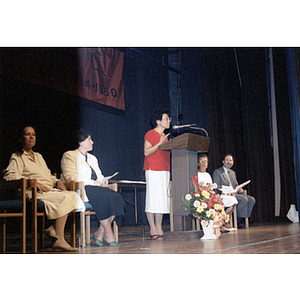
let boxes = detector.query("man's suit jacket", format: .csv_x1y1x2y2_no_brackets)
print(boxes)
212,167,239,190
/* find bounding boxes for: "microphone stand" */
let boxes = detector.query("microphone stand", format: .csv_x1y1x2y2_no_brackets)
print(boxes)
172,125,209,137
189,126,209,137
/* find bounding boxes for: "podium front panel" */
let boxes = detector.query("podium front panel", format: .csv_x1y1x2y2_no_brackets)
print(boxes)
171,149,198,231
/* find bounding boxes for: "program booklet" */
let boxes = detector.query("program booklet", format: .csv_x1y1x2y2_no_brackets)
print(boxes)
234,180,251,192
101,172,119,183
219,180,251,194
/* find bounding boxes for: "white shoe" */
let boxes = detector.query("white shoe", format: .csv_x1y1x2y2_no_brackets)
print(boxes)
224,227,237,231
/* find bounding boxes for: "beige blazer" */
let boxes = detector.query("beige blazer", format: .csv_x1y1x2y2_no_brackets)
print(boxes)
60,149,104,201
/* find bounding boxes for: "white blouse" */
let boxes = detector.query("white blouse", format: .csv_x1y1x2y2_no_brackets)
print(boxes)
198,172,213,185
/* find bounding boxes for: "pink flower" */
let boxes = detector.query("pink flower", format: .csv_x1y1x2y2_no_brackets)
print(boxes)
193,200,201,208
209,208,215,215
185,193,192,201
201,220,208,227
201,202,207,209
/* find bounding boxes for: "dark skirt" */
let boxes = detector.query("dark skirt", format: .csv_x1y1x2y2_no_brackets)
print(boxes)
85,186,125,227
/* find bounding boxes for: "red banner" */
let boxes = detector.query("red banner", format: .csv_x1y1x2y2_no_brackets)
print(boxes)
0,47,125,110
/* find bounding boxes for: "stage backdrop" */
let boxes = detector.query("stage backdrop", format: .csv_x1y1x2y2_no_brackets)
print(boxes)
0,47,125,110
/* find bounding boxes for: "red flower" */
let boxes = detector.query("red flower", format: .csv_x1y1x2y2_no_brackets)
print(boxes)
207,201,214,208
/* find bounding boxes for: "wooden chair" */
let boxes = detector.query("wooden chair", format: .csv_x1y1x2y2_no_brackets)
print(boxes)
229,190,249,229
67,181,119,247
29,178,77,253
0,178,28,253
229,205,238,229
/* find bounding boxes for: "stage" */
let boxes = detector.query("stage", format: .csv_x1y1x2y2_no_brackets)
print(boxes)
2,222,300,254
76,222,300,254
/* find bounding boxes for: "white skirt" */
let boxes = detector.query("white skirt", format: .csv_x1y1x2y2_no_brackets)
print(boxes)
221,195,238,207
145,170,170,213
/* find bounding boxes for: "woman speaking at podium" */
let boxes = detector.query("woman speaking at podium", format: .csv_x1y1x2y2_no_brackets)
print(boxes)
143,108,171,240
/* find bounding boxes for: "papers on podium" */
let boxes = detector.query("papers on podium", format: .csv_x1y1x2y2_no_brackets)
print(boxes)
219,180,251,193
101,172,119,183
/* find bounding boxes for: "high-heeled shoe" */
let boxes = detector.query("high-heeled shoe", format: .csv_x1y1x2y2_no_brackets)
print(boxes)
44,228,57,244
92,234,104,247
52,244,78,252
103,237,119,246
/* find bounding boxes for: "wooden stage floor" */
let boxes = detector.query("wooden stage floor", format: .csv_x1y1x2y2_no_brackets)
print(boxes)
2,222,300,254
76,222,300,254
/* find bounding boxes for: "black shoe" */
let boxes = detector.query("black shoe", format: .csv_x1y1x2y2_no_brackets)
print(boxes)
238,223,246,229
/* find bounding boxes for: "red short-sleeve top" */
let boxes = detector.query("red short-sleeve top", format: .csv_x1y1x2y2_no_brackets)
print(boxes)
143,129,170,171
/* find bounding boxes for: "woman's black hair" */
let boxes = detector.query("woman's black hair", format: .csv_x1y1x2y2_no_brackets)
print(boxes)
150,108,170,128
198,153,208,160
77,129,91,143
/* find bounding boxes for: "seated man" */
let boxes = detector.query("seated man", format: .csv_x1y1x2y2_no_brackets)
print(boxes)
212,153,255,229
198,154,237,232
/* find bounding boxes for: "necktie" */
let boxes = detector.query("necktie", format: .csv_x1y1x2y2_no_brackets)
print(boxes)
228,171,235,189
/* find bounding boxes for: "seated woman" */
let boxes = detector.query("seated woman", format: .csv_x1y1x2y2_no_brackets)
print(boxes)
4,126,85,252
60,129,125,247
198,154,238,232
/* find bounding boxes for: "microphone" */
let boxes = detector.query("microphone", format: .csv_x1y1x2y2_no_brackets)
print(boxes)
172,124,209,137
172,124,196,129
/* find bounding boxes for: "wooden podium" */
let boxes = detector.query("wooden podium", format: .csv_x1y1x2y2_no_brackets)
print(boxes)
159,133,210,231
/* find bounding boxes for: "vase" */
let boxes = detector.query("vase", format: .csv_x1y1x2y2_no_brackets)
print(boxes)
201,220,217,240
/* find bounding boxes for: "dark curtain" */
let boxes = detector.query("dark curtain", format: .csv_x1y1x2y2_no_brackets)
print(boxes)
290,48,300,221
205,47,296,223
180,48,208,130
273,48,297,221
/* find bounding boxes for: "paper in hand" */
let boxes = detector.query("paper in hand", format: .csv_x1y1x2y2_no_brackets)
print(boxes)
101,172,119,183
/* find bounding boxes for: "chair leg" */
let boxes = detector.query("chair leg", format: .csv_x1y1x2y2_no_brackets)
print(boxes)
3,217,6,253
21,216,26,254
41,215,45,249
192,218,195,230
32,210,38,254
229,206,238,229
245,217,249,229
230,212,233,228
233,206,238,229
196,219,201,230
80,212,86,248
86,214,91,245
113,221,118,243
71,212,76,247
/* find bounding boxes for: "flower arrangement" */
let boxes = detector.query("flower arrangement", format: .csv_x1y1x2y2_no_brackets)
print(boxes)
182,175,225,227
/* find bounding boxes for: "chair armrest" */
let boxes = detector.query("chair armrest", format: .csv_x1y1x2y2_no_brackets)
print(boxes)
64,181,85,204
108,182,118,192
26,178,37,189
0,178,27,190
64,181,76,191
0,178,29,205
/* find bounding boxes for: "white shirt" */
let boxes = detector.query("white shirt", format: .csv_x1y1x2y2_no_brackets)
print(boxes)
198,172,213,185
